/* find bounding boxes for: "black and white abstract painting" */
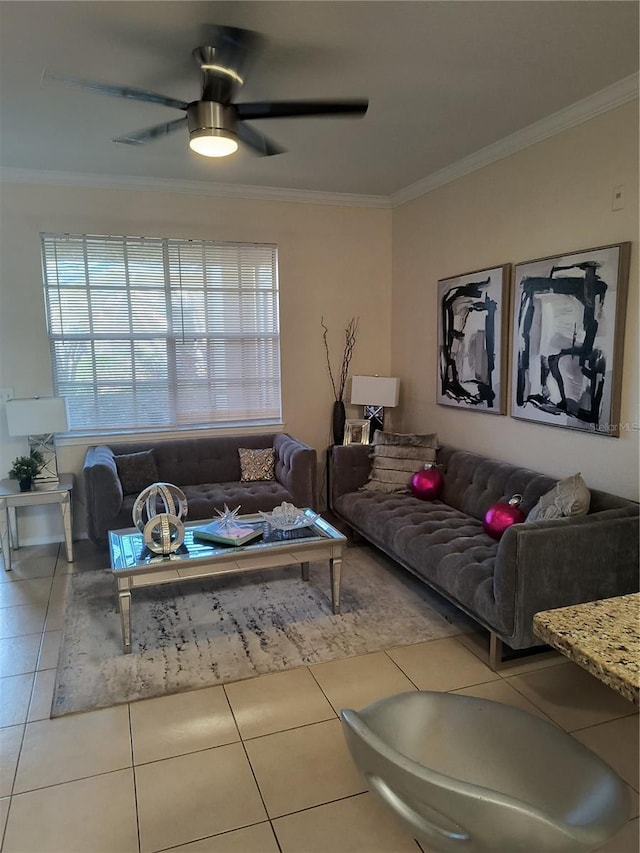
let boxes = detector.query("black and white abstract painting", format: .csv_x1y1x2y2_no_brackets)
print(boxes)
437,265,509,413
511,243,630,436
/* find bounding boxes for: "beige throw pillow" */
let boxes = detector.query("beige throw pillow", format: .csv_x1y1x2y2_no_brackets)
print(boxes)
361,431,439,494
527,473,590,522
239,448,276,482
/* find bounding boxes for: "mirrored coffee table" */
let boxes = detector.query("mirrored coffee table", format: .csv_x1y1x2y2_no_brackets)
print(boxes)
109,509,347,654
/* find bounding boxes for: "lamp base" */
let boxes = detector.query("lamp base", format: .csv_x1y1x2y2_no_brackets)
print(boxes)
29,433,60,484
363,406,385,443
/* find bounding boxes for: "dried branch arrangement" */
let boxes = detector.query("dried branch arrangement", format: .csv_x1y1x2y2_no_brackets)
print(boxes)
321,316,359,401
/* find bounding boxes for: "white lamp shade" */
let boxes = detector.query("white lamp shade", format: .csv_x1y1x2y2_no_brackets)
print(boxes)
6,397,69,436
350,376,400,407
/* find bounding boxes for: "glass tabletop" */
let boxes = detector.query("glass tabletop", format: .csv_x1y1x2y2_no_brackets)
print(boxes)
109,509,344,572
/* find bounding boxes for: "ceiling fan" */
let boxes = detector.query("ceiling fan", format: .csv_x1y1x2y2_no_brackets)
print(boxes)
46,25,368,158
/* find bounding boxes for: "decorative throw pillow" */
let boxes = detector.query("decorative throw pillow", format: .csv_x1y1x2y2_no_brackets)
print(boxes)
361,431,439,494
527,473,590,522
239,447,276,482
114,450,159,495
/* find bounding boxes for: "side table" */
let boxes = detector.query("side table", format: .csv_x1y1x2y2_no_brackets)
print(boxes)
0,474,75,571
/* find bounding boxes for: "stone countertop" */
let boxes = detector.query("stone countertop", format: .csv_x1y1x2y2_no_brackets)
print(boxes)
533,594,639,706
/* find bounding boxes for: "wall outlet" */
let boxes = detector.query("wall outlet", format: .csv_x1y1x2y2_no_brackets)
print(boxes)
0,388,14,404
611,185,625,211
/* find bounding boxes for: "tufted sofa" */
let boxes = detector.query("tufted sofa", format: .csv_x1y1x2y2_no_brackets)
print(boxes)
84,433,317,547
329,443,639,662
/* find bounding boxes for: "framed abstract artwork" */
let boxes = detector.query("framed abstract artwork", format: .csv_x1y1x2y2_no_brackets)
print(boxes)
437,264,510,414
511,243,631,436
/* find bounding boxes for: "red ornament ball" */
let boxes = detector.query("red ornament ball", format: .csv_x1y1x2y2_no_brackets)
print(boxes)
483,494,525,540
410,465,444,500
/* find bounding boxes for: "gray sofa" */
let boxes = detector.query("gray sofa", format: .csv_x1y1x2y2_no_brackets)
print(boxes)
329,443,639,662
84,433,317,547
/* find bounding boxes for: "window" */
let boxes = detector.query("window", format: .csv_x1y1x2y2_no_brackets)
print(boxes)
42,233,281,433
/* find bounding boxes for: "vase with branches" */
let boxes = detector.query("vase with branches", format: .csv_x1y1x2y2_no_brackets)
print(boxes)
321,316,359,444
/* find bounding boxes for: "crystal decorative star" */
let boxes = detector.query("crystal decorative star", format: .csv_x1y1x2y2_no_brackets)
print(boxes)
215,504,241,529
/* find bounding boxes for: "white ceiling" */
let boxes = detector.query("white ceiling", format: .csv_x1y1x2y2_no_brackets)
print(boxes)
0,1,638,198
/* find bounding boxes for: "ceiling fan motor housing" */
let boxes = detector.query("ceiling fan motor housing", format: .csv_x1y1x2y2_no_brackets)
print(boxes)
187,101,238,137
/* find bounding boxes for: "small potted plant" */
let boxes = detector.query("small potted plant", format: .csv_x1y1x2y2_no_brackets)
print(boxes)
9,450,44,491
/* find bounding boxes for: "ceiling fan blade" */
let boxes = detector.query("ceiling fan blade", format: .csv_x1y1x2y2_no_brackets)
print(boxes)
113,117,188,145
237,123,285,157
44,72,189,111
236,100,368,121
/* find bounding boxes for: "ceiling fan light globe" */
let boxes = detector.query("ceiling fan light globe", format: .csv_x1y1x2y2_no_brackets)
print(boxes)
189,129,238,158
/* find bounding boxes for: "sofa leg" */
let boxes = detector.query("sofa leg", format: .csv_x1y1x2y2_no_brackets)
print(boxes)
489,634,503,671
454,627,561,673
481,632,558,672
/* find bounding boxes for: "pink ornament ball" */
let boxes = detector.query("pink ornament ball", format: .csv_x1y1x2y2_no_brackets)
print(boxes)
483,495,525,540
410,466,444,500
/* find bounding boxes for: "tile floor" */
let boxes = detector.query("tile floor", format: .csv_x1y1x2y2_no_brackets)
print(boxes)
0,540,638,853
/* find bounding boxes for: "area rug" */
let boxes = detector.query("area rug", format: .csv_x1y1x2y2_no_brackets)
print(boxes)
52,544,474,717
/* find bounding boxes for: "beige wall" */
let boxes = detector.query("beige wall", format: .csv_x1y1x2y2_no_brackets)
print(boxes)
392,101,639,500
0,185,391,541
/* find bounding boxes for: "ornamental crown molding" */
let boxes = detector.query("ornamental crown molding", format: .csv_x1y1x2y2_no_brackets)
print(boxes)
0,169,391,209
390,73,639,207
1,73,637,208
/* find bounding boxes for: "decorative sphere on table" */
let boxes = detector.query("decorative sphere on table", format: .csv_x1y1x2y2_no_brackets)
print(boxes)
132,482,188,555
410,464,444,500
483,494,525,540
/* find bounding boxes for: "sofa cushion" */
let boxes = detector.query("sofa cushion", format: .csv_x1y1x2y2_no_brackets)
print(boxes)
239,447,276,482
437,447,557,521
334,489,505,633
110,435,277,487
114,450,159,495
361,431,439,494
527,473,590,522
182,481,292,518
118,480,295,531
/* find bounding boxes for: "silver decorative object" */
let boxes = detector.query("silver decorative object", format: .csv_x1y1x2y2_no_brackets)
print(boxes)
260,502,318,531
132,482,188,555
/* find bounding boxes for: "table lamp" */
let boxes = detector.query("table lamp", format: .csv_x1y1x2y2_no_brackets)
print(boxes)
6,396,69,484
350,376,400,440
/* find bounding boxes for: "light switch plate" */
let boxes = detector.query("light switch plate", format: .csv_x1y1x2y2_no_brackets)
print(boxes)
611,185,625,211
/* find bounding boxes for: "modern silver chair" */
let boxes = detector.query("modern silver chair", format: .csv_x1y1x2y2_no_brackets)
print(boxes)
341,691,630,853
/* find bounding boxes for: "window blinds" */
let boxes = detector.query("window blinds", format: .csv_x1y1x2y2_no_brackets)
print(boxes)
41,233,281,432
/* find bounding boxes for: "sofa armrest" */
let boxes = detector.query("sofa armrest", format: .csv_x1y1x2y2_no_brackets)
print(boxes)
329,444,372,507
274,434,318,510
83,445,124,547
494,509,640,648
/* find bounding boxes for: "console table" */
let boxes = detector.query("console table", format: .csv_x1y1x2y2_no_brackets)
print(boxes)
533,594,639,705
0,474,75,571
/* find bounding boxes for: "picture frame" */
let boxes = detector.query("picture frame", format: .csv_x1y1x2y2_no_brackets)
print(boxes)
510,242,631,437
343,419,371,445
437,264,510,414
